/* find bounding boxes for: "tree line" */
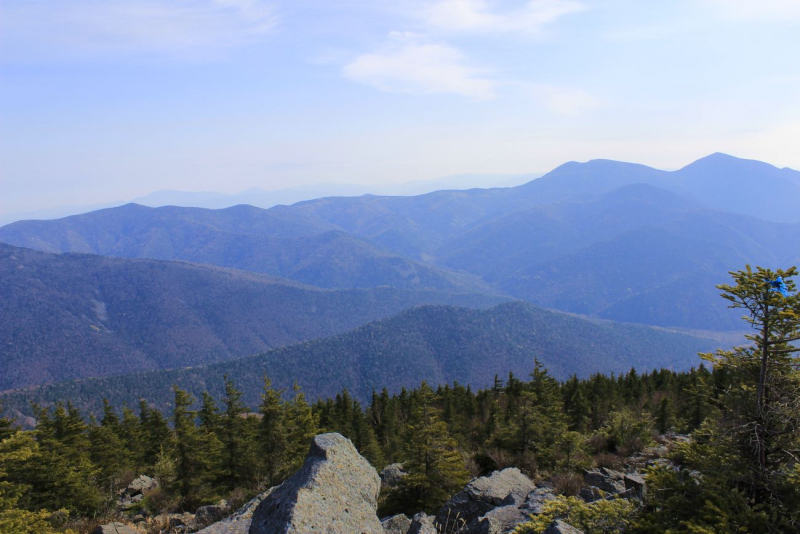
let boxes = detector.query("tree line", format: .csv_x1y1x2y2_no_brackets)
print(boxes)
1,266,799,533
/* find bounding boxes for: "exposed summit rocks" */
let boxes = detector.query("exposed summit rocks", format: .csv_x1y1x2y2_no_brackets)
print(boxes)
249,433,382,534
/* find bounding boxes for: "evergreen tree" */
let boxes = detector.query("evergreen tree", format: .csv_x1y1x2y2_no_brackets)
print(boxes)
172,387,222,507
393,382,469,514
221,376,252,489
284,383,318,473
701,266,800,526
259,376,288,486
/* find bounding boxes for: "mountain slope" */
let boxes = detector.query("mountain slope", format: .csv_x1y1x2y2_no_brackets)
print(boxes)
0,204,487,292
0,243,505,390
437,184,800,329
0,301,722,418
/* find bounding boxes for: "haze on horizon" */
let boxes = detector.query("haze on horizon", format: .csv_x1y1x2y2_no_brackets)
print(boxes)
2,0,800,216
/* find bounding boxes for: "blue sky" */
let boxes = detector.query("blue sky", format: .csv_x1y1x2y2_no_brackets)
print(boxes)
1,0,800,214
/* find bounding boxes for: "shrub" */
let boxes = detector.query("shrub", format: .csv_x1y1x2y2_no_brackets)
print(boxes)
514,495,638,534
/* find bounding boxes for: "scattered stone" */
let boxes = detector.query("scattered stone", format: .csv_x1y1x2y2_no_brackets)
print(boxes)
122,474,158,497
435,468,536,527
465,504,528,534
520,486,556,515
624,473,646,498
380,463,408,490
382,513,412,534
196,487,275,534
195,500,229,525
249,433,383,534
583,468,626,494
91,523,139,534
408,512,437,534
578,486,604,503
544,519,584,534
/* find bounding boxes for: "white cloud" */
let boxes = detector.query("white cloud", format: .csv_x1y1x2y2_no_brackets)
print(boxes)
420,0,585,33
0,0,277,59
703,0,800,21
530,84,600,116
342,32,496,100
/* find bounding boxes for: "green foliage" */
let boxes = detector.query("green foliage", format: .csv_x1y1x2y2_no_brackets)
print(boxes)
390,383,470,514
515,494,637,533
635,265,800,533
2,301,716,419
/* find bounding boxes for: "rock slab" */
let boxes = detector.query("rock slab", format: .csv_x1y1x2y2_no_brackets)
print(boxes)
249,433,382,534
435,467,536,527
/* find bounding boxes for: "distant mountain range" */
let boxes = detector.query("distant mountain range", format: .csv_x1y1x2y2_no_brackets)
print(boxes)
0,301,722,418
0,173,540,227
3,153,798,332
0,242,505,391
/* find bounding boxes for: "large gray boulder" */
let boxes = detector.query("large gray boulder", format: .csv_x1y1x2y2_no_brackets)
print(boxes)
435,468,536,527
382,513,412,534
249,433,382,534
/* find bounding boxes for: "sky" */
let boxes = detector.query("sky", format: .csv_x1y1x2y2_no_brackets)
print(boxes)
1,0,800,215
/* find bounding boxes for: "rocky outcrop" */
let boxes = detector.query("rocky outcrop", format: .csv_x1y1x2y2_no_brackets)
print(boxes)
249,433,382,534
435,467,536,527
91,523,139,534
382,513,412,534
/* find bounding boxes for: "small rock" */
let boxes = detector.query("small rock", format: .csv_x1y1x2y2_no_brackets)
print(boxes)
380,463,408,490
382,513,412,534
583,468,626,494
196,488,275,534
544,519,584,534
624,473,646,497
465,504,528,534
409,512,437,534
520,486,556,515
578,486,603,503
91,523,139,534
196,501,229,525
122,474,159,497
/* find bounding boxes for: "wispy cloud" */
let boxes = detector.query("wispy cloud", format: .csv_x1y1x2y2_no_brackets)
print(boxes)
420,0,585,33
342,32,496,100
0,0,278,59
703,0,800,21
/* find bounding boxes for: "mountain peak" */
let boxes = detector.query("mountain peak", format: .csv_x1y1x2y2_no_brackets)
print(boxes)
680,152,778,173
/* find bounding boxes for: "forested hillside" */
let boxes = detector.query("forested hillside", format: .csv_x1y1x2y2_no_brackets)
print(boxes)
0,243,504,390
0,301,719,419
